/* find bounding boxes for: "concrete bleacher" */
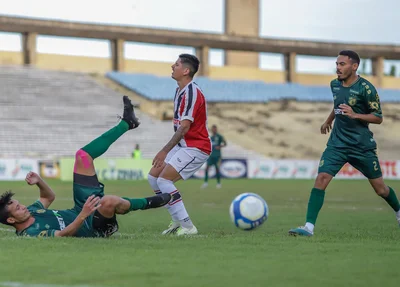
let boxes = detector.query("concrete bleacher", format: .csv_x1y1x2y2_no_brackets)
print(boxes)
0,66,171,159
0,66,263,160
106,72,400,103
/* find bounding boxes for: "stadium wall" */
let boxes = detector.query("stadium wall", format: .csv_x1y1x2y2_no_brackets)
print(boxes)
1,51,399,88
1,158,399,181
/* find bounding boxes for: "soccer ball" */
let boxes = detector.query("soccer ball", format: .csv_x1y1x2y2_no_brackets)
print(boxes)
229,193,269,230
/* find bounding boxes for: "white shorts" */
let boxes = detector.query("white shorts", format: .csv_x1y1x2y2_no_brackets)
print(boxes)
165,146,209,180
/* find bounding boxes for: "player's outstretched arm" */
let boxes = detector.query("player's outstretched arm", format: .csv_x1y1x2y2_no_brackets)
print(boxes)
54,195,101,237
25,171,55,209
152,119,191,168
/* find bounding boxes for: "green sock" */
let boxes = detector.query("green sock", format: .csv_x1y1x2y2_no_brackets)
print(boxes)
382,186,400,212
82,121,129,159
122,197,148,211
204,169,209,183
306,188,326,225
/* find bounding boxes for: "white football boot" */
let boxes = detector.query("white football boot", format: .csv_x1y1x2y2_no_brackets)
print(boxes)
176,225,198,236
161,220,180,235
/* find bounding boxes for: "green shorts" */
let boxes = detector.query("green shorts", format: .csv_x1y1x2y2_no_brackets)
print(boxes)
72,182,105,212
207,156,221,166
318,146,382,179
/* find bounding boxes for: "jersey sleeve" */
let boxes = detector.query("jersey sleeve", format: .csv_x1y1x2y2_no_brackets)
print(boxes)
181,85,199,122
364,84,382,118
19,228,57,238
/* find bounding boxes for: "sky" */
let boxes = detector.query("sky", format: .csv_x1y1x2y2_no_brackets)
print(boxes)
0,0,399,74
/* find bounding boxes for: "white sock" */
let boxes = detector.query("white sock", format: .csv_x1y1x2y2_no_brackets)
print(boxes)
305,222,315,233
147,174,161,195
157,177,193,228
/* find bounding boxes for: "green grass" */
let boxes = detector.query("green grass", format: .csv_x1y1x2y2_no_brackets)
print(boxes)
0,179,399,287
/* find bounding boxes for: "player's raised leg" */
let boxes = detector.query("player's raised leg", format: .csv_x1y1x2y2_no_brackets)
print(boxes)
72,96,140,209
289,146,347,236
74,96,139,175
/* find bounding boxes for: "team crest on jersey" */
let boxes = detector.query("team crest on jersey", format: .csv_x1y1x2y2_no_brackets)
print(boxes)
36,209,46,214
348,97,357,106
319,160,324,167
38,231,48,237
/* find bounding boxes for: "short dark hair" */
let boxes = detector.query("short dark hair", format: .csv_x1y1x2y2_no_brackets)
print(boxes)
0,191,15,226
339,50,360,65
212,125,217,128
179,54,200,78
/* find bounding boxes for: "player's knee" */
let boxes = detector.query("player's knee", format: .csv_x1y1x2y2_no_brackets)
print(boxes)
315,173,332,189
74,149,93,168
100,195,120,211
374,185,388,197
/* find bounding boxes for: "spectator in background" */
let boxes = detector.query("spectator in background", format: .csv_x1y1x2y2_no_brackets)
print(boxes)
132,144,142,159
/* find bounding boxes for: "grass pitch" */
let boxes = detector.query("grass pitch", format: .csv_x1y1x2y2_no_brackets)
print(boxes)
0,179,399,287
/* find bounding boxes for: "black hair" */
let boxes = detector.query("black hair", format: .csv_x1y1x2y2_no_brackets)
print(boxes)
179,54,200,78
0,191,15,226
339,50,360,65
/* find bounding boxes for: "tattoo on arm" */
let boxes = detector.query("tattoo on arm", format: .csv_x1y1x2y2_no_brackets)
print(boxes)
162,126,185,153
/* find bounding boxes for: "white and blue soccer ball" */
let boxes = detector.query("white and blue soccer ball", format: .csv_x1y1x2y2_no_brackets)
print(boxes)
229,193,269,230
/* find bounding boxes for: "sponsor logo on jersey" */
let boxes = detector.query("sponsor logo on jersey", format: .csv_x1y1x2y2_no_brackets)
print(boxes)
333,87,340,91
52,210,66,230
349,89,360,95
334,109,344,115
36,209,46,214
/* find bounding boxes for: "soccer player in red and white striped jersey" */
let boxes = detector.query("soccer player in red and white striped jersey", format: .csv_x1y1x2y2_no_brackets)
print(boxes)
148,54,211,236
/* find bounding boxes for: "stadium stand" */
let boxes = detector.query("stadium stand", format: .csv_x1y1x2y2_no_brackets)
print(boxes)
0,66,264,159
106,72,400,103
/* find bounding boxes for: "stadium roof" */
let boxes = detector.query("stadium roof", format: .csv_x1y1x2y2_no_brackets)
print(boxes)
1,15,400,59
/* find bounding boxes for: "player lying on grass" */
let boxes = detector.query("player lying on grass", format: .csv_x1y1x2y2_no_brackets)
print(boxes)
289,50,400,237
0,96,171,237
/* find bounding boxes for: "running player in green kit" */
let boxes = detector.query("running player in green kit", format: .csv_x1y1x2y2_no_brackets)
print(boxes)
0,96,171,238
289,50,400,236
202,125,227,189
